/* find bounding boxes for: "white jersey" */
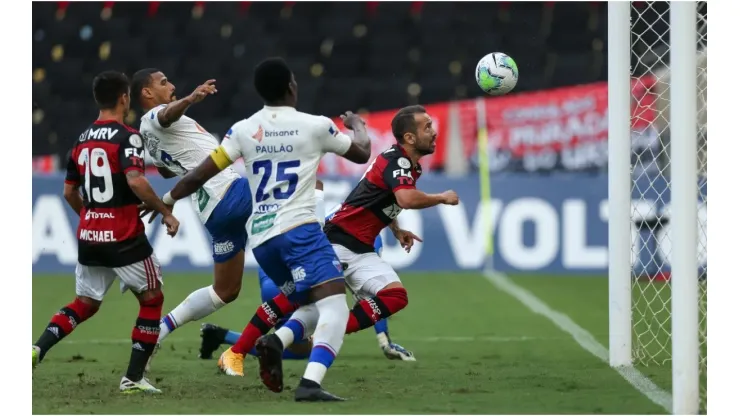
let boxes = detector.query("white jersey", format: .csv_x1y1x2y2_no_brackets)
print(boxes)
219,106,352,248
140,105,241,223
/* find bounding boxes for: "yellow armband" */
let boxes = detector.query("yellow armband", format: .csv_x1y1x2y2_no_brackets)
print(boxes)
210,146,234,170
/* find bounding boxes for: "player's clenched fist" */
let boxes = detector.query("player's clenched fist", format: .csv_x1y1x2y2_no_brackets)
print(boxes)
441,190,459,205
340,111,366,130
162,213,180,237
188,79,217,103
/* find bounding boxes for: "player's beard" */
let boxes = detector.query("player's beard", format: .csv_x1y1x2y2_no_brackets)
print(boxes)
417,140,436,155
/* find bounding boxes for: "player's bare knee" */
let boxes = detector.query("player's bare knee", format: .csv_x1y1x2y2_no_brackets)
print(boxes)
308,279,346,303
213,253,244,303
213,279,241,303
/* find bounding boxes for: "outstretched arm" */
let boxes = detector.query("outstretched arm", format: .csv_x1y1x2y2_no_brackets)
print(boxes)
157,79,217,128
166,156,223,202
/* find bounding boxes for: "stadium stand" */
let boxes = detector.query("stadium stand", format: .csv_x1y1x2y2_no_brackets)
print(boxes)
32,1,608,160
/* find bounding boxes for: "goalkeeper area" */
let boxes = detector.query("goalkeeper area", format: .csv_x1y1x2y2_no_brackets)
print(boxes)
33,272,671,414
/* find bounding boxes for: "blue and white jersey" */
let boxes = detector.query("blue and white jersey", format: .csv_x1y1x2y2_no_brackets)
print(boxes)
218,106,353,248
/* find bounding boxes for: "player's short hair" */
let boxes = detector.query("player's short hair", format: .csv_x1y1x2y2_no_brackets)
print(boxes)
253,57,293,103
391,105,427,143
92,71,130,109
131,68,160,107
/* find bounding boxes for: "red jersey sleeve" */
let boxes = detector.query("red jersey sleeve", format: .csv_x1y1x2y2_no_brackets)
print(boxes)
118,133,146,174
382,155,416,192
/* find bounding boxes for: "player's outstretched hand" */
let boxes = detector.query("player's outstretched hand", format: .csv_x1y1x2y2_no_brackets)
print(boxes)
441,190,459,205
340,111,366,130
189,79,218,104
162,214,180,237
393,229,423,253
138,202,174,224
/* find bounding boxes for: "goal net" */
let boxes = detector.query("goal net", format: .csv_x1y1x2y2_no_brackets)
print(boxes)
629,1,707,412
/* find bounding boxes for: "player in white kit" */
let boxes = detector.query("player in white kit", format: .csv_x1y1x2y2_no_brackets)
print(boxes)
161,58,371,401
131,69,254,369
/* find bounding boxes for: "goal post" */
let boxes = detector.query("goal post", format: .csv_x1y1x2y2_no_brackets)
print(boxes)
607,1,633,369
608,1,707,414
669,3,699,414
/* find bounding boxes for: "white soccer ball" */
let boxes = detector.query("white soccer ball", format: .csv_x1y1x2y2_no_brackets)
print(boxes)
474,52,519,95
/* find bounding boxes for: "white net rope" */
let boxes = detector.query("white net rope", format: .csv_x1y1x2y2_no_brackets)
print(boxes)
629,1,707,411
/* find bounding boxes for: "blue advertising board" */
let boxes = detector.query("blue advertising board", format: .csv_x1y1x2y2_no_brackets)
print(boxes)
32,173,706,275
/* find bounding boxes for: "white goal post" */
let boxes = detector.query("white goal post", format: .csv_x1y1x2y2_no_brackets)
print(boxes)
608,1,707,415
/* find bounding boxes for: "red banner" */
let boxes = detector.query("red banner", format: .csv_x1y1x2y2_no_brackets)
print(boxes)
318,102,449,176
458,82,609,158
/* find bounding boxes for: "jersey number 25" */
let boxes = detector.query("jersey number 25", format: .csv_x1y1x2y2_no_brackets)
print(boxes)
253,160,300,203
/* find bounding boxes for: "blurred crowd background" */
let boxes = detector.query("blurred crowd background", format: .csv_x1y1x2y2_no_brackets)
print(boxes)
31,1,706,177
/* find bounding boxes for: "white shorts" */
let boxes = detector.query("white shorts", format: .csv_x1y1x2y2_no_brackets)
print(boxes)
75,254,163,301
332,244,400,300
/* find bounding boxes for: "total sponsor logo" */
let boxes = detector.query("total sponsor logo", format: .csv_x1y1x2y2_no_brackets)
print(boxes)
79,229,116,242
84,211,115,220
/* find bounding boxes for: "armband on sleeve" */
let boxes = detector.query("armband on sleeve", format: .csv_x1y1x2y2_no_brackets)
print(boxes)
210,146,233,170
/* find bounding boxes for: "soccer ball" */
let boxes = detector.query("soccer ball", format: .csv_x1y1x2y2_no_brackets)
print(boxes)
475,52,519,95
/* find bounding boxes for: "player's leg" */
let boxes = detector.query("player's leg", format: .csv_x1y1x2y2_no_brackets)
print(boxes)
256,223,349,401
115,255,165,394
339,245,415,360
155,179,251,347
217,246,298,377
32,264,111,368
199,268,308,360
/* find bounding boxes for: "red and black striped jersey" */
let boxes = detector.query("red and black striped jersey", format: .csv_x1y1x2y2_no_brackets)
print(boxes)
325,145,422,253
65,120,153,267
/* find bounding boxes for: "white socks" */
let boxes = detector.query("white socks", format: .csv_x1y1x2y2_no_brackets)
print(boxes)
158,286,226,343
302,294,349,386
274,304,320,348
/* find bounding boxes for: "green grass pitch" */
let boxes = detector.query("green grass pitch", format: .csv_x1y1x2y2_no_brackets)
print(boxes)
32,272,671,414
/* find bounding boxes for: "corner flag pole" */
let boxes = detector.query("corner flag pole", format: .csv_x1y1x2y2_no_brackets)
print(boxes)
476,96,494,272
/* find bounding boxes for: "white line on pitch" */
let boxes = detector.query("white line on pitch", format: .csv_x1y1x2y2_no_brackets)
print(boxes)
482,270,672,414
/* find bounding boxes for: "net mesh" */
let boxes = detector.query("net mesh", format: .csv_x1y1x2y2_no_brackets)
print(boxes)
629,1,707,412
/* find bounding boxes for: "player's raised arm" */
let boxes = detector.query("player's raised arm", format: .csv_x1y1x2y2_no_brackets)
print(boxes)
62,152,83,216
164,127,242,204
339,112,371,164
121,134,179,236
157,79,217,128
318,113,371,164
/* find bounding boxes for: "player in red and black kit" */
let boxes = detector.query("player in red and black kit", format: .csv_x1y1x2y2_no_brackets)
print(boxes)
322,105,458,335
32,71,180,395
249,106,459,391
